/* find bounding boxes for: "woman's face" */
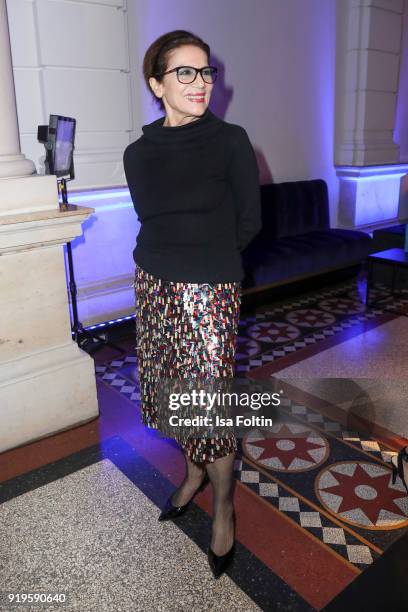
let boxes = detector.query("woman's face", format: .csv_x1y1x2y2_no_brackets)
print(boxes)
149,44,213,123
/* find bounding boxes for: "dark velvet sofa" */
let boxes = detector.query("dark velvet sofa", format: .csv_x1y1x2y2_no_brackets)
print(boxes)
241,179,373,293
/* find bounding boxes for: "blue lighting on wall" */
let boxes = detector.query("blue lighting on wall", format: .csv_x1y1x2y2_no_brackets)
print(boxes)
336,164,408,178
61,186,139,328
66,189,130,202
71,314,136,337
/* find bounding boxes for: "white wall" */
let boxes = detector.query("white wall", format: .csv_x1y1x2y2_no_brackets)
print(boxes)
395,0,408,162
7,0,339,221
7,0,408,225
128,0,339,223
62,187,138,327
6,0,138,326
6,0,408,326
6,0,132,189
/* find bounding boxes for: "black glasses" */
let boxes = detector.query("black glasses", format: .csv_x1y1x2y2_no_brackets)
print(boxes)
156,65,218,84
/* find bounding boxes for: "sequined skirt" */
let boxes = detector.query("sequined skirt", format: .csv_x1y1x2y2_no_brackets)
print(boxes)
133,264,241,465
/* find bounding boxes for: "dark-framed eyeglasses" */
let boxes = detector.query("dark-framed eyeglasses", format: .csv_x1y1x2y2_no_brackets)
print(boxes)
156,65,218,84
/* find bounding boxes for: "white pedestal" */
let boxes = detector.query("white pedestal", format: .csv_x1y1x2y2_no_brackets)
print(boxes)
0,202,99,453
336,164,408,230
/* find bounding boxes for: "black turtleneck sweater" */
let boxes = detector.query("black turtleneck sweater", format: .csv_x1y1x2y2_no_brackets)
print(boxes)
123,107,261,283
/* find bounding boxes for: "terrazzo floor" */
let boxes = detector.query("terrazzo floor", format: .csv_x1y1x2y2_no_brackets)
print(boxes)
1,457,260,611
1,272,408,611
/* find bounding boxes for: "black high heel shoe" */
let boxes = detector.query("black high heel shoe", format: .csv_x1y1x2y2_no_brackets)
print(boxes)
391,446,408,494
207,511,236,579
158,472,209,521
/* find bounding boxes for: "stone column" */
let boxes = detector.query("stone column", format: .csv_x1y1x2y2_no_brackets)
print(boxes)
335,0,407,230
0,0,35,178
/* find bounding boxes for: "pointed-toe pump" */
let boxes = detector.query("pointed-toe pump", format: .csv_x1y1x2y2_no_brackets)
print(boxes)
207,512,236,579
207,541,235,579
391,446,408,494
158,472,209,522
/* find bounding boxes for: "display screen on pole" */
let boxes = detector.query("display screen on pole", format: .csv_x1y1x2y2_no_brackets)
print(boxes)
54,117,75,176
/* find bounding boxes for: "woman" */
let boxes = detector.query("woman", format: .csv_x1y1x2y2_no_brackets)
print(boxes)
123,30,261,579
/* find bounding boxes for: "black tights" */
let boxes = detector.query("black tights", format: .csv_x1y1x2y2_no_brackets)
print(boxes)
171,451,235,556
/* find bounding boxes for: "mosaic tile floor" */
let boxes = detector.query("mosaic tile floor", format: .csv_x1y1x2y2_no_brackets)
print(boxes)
90,275,408,609
2,274,408,611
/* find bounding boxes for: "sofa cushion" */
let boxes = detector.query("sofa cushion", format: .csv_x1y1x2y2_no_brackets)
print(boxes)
260,179,330,240
243,228,372,287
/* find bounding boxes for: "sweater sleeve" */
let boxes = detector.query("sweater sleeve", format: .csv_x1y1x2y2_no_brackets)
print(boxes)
123,146,132,196
227,126,262,251
123,144,141,220
123,146,134,196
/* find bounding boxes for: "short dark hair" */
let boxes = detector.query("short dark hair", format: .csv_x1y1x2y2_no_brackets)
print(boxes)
143,30,211,113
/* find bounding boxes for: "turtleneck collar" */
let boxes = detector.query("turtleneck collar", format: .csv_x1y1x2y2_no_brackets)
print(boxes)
142,107,222,144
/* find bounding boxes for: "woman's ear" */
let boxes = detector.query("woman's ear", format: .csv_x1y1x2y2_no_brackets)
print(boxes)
149,76,162,99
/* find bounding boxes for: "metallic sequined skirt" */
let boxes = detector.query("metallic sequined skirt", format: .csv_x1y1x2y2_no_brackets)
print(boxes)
133,264,241,464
